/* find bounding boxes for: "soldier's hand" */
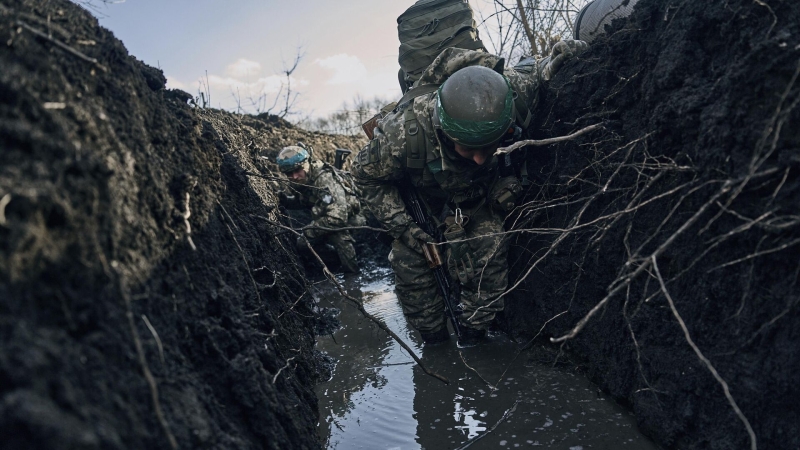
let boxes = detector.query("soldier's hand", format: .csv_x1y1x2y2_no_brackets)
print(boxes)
399,224,434,255
542,39,588,81
277,190,292,205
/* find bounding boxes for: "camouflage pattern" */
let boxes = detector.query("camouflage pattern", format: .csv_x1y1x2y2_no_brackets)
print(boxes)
352,48,543,332
283,160,365,272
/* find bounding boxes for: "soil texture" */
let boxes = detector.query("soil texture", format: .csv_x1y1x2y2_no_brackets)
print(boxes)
505,1,800,449
0,1,365,449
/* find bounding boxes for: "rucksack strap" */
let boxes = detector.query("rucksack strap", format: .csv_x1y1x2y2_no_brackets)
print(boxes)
397,83,441,107
403,107,427,170
514,95,532,129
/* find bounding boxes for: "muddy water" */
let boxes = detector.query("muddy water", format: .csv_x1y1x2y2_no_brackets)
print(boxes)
315,265,659,450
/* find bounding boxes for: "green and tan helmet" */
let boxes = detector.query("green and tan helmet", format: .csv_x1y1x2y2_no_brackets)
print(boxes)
434,65,516,148
276,146,310,173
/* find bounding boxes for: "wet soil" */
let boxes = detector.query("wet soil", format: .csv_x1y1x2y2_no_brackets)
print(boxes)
504,0,800,449
0,1,363,448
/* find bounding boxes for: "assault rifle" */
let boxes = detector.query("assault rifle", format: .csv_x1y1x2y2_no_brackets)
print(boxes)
398,180,462,338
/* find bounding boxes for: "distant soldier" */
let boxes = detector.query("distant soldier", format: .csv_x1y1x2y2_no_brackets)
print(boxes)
276,144,365,273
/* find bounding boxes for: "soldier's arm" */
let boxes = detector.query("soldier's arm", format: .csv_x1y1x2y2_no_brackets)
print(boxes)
308,172,349,236
505,65,542,117
351,126,414,239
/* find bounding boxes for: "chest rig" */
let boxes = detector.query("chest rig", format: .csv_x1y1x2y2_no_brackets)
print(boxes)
401,103,498,215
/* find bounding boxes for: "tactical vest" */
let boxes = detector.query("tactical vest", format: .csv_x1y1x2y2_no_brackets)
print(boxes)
395,87,532,210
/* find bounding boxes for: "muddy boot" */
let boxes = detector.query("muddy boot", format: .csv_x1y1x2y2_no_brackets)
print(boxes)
457,326,487,348
420,327,450,345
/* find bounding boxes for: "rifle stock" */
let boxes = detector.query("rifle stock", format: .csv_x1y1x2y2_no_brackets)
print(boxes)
398,180,462,338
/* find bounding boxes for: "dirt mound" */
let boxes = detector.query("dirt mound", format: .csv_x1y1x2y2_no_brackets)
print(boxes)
506,0,799,449
0,1,362,448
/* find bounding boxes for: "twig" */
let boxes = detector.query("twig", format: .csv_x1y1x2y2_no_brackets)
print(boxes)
270,219,449,384
652,256,757,450
0,193,11,226
116,270,177,450
141,315,165,365
495,123,603,155
707,237,800,273
16,20,108,72
182,181,198,251
217,201,261,303
272,351,299,384
458,350,496,390
551,181,733,343
254,215,388,234
245,171,328,191
455,399,521,450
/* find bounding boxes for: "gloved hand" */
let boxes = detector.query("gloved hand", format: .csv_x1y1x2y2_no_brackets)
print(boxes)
541,39,589,81
490,176,523,212
277,190,294,205
398,224,434,255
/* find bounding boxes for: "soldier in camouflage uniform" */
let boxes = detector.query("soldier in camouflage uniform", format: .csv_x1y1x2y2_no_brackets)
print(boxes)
277,145,365,273
352,42,586,346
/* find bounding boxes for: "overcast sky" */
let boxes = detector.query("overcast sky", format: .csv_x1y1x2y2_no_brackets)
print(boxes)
86,0,499,120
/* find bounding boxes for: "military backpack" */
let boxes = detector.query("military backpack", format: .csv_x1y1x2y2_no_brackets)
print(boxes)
397,0,485,93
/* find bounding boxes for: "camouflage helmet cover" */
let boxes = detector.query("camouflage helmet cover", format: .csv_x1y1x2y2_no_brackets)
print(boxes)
276,146,310,173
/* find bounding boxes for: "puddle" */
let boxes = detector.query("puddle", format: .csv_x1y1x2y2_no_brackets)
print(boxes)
314,265,659,449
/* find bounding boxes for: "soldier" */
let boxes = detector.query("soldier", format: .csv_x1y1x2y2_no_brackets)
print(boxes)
276,144,365,273
352,42,586,346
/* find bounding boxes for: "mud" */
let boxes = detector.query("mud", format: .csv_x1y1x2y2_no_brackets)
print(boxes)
0,0,364,448
505,0,800,449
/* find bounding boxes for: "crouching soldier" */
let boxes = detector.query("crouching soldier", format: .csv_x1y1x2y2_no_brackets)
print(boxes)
276,144,365,273
352,43,586,346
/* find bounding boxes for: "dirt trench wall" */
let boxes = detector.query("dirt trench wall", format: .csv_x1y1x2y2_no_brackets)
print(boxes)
0,1,363,448
506,0,799,449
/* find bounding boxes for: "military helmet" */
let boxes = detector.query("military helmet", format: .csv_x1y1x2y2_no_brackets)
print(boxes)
276,146,310,173
435,65,516,148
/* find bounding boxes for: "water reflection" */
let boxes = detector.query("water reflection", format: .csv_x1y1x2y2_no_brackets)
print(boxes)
315,265,659,449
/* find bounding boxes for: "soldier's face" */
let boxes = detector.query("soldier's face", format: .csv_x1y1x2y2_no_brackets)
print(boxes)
288,168,308,182
453,143,497,166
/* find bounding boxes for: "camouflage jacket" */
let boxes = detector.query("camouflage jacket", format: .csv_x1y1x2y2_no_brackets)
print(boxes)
287,160,360,238
352,48,542,239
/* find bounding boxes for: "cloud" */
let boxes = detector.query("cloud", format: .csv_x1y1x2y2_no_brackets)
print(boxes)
165,76,186,90
315,54,368,85
224,58,263,79
207,74,308,94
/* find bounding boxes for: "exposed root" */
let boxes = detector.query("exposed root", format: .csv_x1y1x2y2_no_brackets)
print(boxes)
652,257,757,450
218,201,261,304
272,349,300,384
116,269,177,450
0,193,10,226
141,314,165,365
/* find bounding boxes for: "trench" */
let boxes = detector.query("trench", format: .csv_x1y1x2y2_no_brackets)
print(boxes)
313,263,660,449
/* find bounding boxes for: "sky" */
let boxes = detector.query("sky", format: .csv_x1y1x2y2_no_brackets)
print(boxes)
85,0,498,121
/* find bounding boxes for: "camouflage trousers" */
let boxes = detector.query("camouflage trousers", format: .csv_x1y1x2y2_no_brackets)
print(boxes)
389,204,508,333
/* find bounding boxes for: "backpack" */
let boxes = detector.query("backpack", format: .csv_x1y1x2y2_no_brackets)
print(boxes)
397,0,485,92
